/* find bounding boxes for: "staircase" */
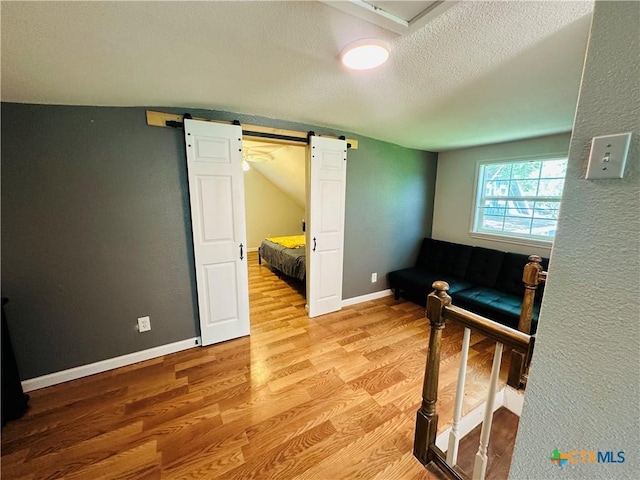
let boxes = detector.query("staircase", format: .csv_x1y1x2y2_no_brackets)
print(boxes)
413,256,546,480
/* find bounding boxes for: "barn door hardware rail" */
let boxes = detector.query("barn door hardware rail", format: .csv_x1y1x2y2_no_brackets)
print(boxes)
146,110,358,149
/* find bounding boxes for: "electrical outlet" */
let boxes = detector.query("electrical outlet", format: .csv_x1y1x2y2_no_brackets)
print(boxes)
137,316,151,332
371,272,377,283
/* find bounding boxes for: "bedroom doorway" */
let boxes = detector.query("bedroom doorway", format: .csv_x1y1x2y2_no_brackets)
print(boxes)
242,139,307,260
183,118,347,347
243,135,347,319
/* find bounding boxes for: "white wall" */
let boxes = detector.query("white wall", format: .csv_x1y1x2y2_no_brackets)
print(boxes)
511,1,639,478
244,167,305,249
432,133,571,258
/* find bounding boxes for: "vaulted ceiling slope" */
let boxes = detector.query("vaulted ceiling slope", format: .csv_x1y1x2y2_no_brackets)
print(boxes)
244,140,306,208
0,1,594,151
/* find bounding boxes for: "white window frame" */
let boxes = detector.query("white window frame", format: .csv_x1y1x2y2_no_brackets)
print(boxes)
470,155,568,248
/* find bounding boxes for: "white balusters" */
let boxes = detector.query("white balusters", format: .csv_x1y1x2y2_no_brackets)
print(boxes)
446,327,471,467
472,342,504,480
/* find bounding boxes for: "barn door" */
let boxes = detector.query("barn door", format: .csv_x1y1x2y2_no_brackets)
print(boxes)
184,119,250,346
307,135,348,318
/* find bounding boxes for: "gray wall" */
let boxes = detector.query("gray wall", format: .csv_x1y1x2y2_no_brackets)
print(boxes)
343,139,436,299
1,103,437,379
1,104,200,380
511,1,639,478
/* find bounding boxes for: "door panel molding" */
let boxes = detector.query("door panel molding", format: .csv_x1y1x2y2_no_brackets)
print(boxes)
307,135,347,318
184,119,250,346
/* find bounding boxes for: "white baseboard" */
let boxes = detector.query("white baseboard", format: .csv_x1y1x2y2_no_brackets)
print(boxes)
21,337,199,392
502,385,525,416
342,289,393,307
248,247,259,252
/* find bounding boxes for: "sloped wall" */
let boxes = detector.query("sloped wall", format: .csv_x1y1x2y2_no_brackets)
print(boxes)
249,142,306,209
244,166,305,249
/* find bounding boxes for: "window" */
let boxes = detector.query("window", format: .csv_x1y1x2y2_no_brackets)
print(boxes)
472,157,568,244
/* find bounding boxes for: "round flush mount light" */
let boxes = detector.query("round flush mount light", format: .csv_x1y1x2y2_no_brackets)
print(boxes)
341,39,390,70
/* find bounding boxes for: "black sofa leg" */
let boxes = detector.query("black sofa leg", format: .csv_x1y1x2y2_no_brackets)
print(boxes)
394,288,400,300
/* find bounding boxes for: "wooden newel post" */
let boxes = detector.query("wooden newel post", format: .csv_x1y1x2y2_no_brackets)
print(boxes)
517,255,543,334
508,255,543,389
414,281,451,465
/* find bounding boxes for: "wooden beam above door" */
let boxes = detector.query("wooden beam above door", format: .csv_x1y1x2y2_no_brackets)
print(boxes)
146,110,358,149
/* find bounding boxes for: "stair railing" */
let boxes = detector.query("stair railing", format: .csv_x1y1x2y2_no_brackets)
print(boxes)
507,255,547,389
413,281,534,480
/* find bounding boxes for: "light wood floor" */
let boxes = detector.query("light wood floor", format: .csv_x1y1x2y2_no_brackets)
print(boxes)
1,252,510,479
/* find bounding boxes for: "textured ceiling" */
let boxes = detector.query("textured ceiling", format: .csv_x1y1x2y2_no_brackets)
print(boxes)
0,1,594,151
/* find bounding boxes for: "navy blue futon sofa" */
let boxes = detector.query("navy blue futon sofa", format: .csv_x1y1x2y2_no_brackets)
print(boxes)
388,238,548,333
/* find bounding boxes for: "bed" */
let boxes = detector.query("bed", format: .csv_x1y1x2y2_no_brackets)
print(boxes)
258,235,306,281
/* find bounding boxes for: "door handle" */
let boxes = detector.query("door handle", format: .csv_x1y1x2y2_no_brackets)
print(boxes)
313,237,317,252
239,243,244,260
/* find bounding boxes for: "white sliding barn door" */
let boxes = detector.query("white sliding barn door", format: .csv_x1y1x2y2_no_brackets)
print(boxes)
184,119,250,346
307,135,347,318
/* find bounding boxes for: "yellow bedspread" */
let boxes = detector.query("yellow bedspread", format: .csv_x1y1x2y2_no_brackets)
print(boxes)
266,235,306,249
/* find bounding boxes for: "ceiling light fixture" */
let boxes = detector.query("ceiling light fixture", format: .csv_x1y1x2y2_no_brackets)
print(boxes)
341,38,390,70
243,152,273,163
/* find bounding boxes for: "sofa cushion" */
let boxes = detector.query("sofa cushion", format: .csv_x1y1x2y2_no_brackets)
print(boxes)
464,247,506,288
416,238,473,278
455,286,541,332
494,253,530,297
494,252,550,299
388,267,473,300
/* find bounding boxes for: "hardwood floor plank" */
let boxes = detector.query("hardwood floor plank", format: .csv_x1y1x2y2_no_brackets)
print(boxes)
139,394,209,432
242,385,370,458
64,440,161,480
348,363,408,395
155,412,249,473
298,412,414,479
0,447,29,468
372,374,426,414
219,385,312,426
124,384,189,415
267,365,320,392
1,422,145,479
228,420,337,480
2,403,128,458
161,448,245,479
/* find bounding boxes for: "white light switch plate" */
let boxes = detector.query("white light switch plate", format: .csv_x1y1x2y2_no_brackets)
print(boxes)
586,132,632,179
